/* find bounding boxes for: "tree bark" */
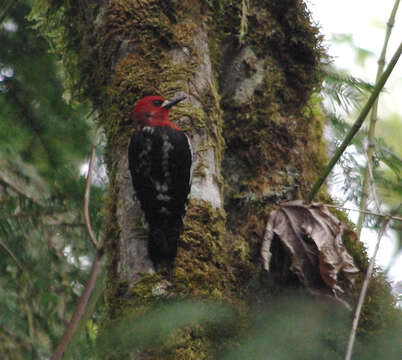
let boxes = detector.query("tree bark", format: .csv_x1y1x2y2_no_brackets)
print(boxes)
33,0,327,358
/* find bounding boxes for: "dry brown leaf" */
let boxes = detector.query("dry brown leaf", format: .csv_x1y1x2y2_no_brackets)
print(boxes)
261,200,359,307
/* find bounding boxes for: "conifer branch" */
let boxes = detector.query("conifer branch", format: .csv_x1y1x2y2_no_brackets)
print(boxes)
307,39,402,203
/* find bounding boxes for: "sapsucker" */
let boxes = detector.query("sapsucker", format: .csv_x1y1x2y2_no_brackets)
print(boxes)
128,95,192,271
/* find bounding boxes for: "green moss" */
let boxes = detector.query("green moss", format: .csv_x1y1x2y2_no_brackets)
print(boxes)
131,273,165,302
211,0,327,258
355,272,399,337
160,329,209,360
175,105,208,130
174,199,232,298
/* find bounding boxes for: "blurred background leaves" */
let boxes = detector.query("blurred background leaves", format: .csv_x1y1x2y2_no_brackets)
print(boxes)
0,1,105,358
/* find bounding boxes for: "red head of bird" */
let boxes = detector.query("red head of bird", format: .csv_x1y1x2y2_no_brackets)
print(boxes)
130,95,186,131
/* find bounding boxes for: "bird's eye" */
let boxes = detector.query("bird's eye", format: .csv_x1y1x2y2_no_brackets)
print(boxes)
152,100,163,107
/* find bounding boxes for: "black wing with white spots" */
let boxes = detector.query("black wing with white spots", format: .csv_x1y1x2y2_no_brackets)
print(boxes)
128,126,192,267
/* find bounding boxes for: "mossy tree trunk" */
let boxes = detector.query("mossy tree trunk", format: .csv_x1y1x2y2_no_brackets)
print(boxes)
33,0,329,358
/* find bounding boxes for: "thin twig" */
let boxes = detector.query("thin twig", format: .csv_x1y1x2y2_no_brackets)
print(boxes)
365,150,382,212
51,248,103,360
324,204,402,222
307,39,402,203
51,138,103,360
84,144,98,248
344,218,390,360
356,0,401,237
0,237,24,271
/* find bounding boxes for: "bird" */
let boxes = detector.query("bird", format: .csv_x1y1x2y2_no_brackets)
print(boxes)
128,95,192,274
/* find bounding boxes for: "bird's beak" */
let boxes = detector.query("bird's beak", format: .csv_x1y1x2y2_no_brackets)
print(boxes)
162,95,186,109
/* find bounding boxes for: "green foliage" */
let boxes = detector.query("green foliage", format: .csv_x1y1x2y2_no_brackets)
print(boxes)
0,1,105,358
321,65,402,214
322,64,374,113
1,2,91,180
27,0,81,102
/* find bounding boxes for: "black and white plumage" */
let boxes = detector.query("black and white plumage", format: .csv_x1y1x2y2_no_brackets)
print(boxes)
128,95,192,270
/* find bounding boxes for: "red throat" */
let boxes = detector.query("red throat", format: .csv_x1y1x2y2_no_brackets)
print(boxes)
146,119,181,130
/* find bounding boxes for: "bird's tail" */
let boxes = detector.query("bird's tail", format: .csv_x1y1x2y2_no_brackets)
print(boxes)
148,220,182,272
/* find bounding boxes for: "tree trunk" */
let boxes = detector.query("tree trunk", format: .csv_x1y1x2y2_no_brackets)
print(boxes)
34,0,328,358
